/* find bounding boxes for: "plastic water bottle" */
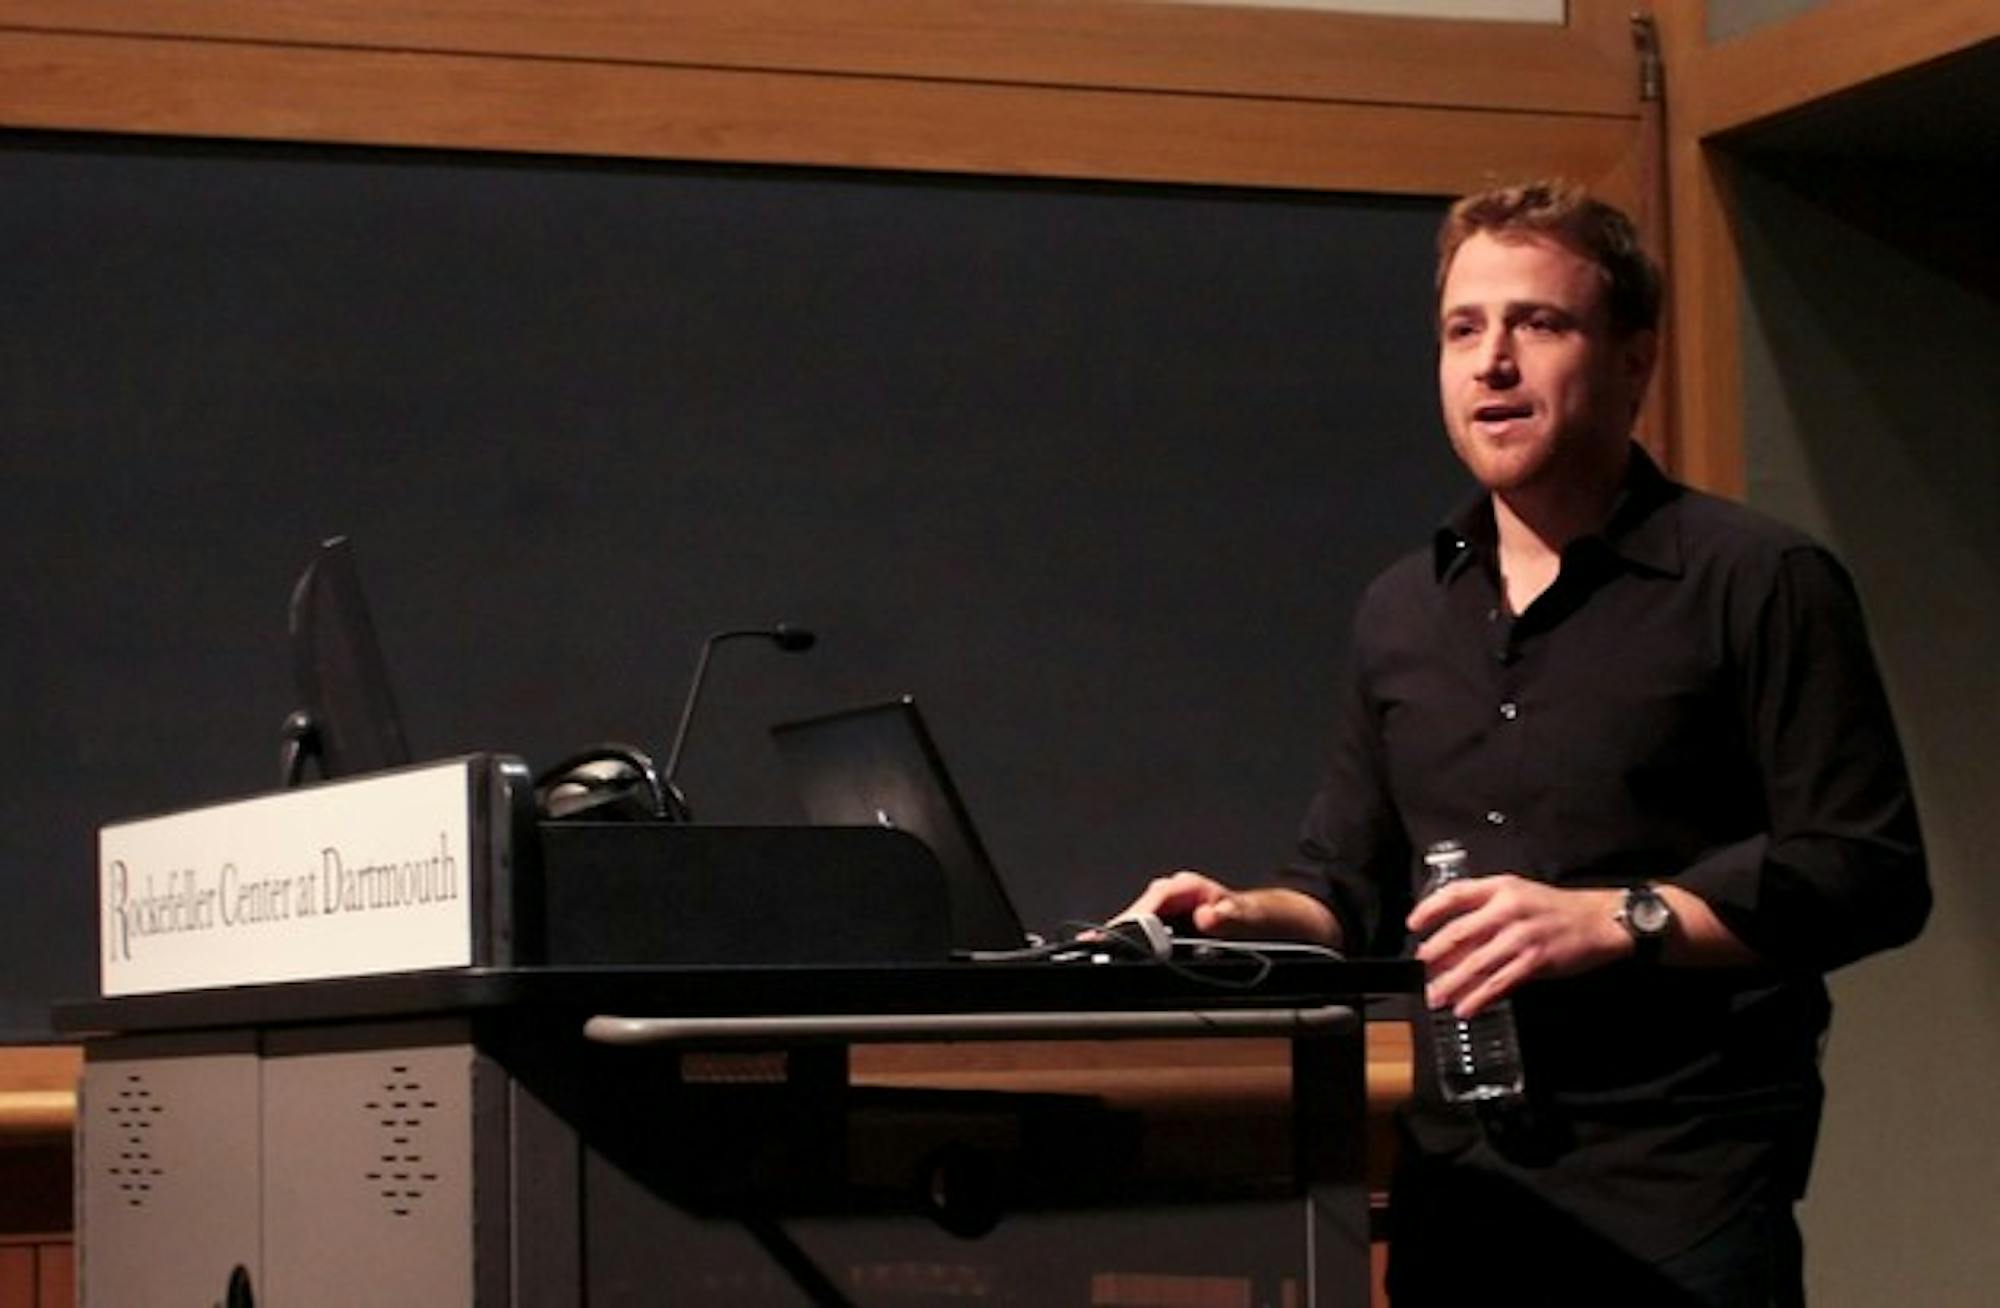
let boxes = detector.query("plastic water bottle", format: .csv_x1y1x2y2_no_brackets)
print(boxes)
1421,840,1526,1106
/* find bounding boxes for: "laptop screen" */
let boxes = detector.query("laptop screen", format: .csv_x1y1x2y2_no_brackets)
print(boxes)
770,697,1029,952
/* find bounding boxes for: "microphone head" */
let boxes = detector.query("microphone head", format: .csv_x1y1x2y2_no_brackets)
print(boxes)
771,623,817,652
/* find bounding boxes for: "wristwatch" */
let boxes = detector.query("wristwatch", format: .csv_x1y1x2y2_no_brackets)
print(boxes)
1615,883,1675,963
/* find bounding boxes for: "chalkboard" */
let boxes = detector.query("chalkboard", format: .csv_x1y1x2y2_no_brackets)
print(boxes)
0,130,1459,1038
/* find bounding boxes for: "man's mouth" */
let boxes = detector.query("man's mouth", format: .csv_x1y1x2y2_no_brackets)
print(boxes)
1472,402,1535,427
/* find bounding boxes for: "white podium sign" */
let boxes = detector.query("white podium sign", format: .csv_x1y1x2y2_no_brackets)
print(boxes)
99,760,478,997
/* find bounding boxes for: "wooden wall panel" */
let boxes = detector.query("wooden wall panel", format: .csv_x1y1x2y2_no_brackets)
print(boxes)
0,0,1646,197
0,1245,32,1307
0,28,1635,194
35,1243,73,1308
0,0,1633,114
1653,3,1743,495
0,1239,73,1308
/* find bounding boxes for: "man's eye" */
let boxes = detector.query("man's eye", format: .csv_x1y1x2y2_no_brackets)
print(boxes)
1444,321,1479,341
1524,315,1562,334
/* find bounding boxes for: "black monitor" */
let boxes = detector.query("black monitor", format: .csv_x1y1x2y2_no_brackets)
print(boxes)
280,536,412,785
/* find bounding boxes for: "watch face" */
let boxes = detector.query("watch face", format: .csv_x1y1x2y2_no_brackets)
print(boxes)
1627,888,1673,936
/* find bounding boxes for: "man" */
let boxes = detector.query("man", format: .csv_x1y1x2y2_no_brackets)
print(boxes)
1123,181,1928,1305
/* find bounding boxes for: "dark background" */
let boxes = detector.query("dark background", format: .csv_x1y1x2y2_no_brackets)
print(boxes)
0,131,1457,1039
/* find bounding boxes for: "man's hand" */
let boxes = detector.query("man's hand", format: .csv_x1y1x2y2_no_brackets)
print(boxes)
1407,876,1630,1017
1117,871,1341,948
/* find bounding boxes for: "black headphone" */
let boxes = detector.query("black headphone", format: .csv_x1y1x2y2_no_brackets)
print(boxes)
533,743,669,821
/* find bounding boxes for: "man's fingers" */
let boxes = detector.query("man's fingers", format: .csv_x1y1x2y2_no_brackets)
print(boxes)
1431,936,1536,1016
1118,870,1230,923
1407,876,1492,937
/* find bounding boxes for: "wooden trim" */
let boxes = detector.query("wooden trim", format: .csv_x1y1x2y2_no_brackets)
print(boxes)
1663,143,1743,497
1689,0,1998,139
0,1048,79,1144
853,1022,1412,1107
0,1,1644,193
1653,3,1742,495
1620,11,1670,468
0,1239,74,1308
0,0,1635,116
0,1048,78,1094
0,27,1638,194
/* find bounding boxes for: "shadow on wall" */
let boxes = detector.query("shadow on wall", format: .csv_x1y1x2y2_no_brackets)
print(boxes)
1734,155,2000,934
1731,154,2000,1307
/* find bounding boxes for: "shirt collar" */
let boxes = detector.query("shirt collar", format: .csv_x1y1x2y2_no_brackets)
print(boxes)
1431,443,1685,583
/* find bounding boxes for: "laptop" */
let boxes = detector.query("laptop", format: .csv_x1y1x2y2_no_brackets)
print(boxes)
769,697,1034,954
771,696,1342,966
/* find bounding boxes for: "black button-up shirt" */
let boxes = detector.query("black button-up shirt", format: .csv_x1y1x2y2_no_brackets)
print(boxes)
1278,445,1928,1257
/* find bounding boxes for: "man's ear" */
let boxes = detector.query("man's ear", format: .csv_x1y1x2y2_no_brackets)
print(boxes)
1625,328,1660,386
1622,328,1660,414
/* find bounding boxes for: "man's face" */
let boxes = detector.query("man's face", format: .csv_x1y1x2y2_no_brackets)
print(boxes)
1436,230,1653,498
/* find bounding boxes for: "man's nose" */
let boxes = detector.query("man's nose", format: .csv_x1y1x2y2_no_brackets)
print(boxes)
1475,331,1518,385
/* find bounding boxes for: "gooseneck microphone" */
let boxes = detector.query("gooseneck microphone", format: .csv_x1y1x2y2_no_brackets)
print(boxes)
660,625,817,821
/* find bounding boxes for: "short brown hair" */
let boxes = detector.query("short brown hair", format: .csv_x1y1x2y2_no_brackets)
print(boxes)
1436,180,1662,338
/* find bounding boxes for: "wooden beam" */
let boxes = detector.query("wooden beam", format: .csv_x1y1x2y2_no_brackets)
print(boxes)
1690,0,1998,138
0,26,1637,195
1652,3,1742,495
0,0,1634,117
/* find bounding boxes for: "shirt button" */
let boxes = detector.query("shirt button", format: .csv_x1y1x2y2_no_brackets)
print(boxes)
1499,701,1519,721
1485,809,1508,827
